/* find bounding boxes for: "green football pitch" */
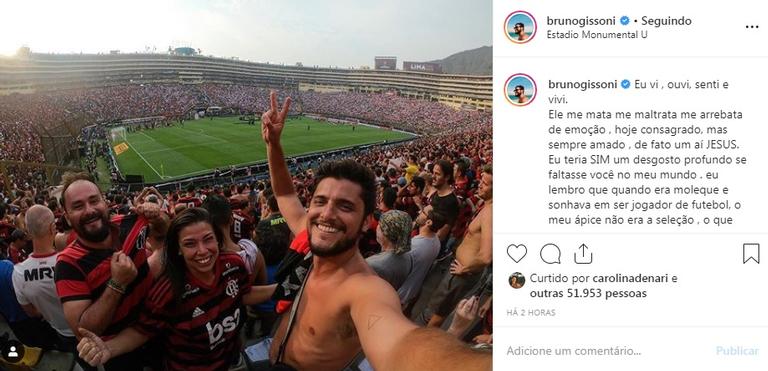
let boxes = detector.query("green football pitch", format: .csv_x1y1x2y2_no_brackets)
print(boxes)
111,116,414,183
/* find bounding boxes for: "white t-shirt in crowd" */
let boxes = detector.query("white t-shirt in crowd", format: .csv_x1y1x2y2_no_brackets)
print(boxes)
237,238,260,276
12,251,74,337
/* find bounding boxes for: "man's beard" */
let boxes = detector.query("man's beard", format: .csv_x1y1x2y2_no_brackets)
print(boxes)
479,188,492,202
75,212,111,243
308,219,363,257
310,235,359,257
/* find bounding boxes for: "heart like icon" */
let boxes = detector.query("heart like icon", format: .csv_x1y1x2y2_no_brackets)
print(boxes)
507,244,527,263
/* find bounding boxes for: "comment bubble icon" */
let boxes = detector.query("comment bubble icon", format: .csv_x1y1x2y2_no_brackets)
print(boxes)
540,243,562,264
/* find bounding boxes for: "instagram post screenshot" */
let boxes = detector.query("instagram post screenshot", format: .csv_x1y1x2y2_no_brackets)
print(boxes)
496,0,766,370
0,1,493,371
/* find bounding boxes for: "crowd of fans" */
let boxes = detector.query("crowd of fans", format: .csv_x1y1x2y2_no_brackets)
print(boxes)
0,84,492,369
199,84,289,115
301,91,484,134
1,83,490,194
0,85,197,127
0,121,45,163
198,84,484,135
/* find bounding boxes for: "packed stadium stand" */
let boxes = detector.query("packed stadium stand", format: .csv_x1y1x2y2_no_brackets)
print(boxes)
1,51,492,370
0,52,491,189
1,52,490,109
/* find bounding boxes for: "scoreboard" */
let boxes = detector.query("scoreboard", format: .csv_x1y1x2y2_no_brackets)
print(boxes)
374,56,397,70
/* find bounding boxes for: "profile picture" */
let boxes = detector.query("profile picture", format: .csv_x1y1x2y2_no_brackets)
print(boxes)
509,272,526,289
505,74,536,106
505,11,536,44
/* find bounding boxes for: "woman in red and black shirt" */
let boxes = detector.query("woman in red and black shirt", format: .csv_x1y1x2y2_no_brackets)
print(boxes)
77,208,275,371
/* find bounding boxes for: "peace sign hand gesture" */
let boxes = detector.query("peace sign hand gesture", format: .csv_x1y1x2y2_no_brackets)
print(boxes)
261,91,292,145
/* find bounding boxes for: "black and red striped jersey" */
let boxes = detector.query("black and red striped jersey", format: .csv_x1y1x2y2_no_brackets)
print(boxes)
54,214,152,337
230,210,254,241
178,196,203,209
133,252,251,371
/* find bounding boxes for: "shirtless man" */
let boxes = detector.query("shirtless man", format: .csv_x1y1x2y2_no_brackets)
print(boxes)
426,165,492,328
512,22,529,41
262,92,490,371
513,85,529,104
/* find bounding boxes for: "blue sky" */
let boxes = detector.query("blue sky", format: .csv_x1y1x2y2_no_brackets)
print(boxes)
0,0,491,68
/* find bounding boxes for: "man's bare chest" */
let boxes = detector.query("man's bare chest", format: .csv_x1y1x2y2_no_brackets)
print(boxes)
296,289,358,342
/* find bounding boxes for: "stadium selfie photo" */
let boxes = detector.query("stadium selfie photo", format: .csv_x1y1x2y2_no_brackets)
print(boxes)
0,1,492,370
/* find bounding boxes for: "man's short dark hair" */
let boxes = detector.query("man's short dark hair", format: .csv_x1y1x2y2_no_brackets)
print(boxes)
515,22,524,28
382,187,397,210
411,176,426,193
201,194,232,228
454,160,468,176
427,210,448,233
47,198,59,212
262,187,274,199
60,172,96,211
436,160,454,185
315,159,377,216
515,85,524,91
267,194,279,212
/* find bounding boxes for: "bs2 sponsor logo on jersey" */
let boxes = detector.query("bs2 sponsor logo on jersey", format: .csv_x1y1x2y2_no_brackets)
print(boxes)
206,308,241,348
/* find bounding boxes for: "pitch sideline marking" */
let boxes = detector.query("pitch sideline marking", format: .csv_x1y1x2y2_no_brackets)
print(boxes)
178,127,223,142
141,139,229,155
124,138,165,179
138,131,156,142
